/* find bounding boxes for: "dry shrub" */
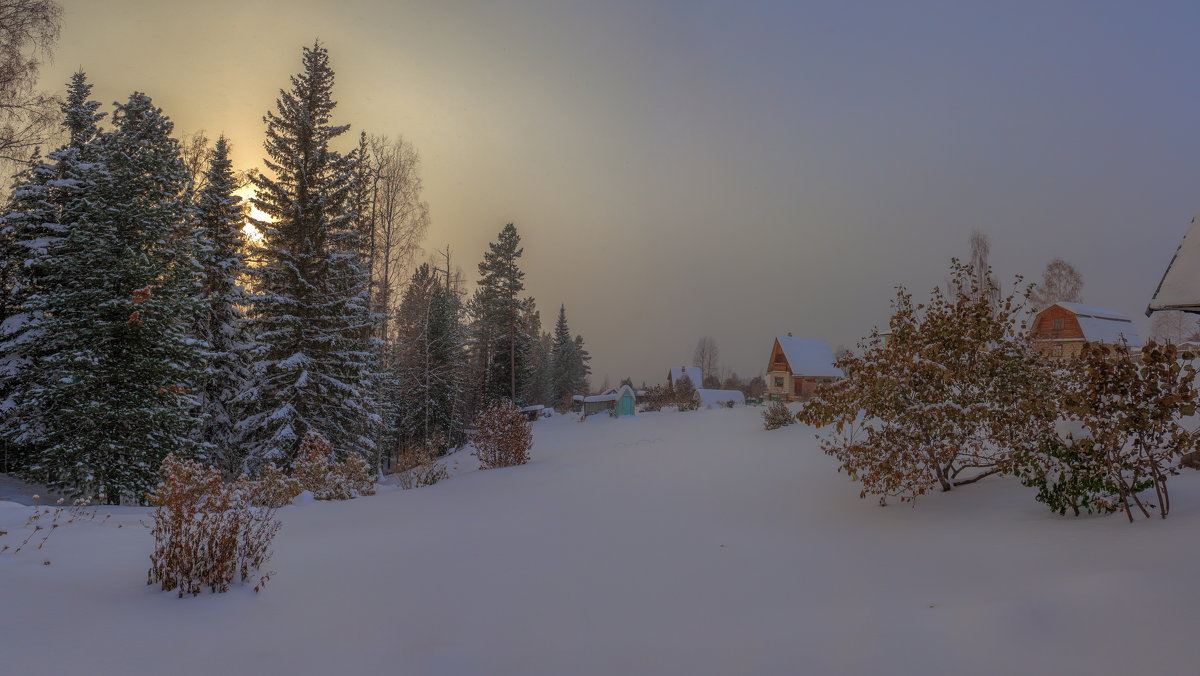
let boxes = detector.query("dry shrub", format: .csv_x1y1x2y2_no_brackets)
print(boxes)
762,400,795,430
472,400,532,470
1015,341,1200,520
252,463,302,508
640,384,670,412
292,432,376,501
147,455,280,597
0,496,111,556
799,260,1047,504
396,436,450,489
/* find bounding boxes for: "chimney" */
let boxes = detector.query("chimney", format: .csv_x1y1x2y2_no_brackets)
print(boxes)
787,332,793,337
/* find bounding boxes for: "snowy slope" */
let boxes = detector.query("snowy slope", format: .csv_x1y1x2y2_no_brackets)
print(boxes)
3,407,1200,675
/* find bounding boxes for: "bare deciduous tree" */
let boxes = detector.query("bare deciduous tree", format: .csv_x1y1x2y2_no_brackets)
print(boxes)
693,336,719,385
1028,257,1084,312
0,0,62,167
362,134,430,344
1150,310,1200,345
178,129,212,193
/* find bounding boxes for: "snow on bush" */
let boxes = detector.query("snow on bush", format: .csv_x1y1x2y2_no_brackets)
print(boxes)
472,400,532,470
251,463,302,508
396,435,450,489
799,261,1051,504
1014,341,1200,520
291,432,376,501
147,455,280,597
762,400,795,430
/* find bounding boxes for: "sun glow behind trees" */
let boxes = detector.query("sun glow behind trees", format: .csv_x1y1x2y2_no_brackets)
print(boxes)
233,184,267,244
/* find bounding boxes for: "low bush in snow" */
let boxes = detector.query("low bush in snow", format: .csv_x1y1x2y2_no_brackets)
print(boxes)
762,400,795,430
292,432,376,501
0,496,111,556
472,400,532,469
396,436,450,489
1014,341,1200,520
640,384,670,412
251,463,303,508
147,455,280,597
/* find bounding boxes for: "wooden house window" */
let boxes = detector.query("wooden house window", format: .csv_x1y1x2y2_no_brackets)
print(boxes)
774,377,784,387
1052,345,1063,357
1053,318,1064,330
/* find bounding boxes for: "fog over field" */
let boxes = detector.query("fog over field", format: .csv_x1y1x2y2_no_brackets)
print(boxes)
40,0,1200,383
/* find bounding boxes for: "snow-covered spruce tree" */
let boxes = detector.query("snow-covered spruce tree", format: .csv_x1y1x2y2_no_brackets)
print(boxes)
0,72,105,473
241,43,377,470
573,333,591,392
15,92,202,501
549,304,590,407
519,298,549,405
392,262,467,460
798,260,1054,504
192,136,253,474
471,223,532,405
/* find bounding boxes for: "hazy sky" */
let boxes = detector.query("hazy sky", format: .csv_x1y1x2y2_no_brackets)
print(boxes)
39,0,1200,386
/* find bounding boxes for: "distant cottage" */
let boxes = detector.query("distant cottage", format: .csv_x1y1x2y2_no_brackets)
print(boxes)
667,366,703,390
765,335,842,401
1030,302,1141,360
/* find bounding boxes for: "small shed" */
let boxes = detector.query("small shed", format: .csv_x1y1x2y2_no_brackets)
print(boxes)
614,385,636,417
695,388,746,409
581,393,617,416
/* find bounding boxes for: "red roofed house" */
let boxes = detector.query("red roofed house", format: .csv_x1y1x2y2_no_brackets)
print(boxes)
1029,302,1141,360
765,334,843,401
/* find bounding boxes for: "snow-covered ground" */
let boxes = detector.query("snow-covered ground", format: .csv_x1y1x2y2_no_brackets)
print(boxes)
3,406,1199,675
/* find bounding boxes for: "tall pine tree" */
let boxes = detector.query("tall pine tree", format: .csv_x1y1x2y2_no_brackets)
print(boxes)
550,304,590,405
13,92,201,500
192,136,253,474
393,262,467,456
472,223,531,404
0,72,106,474
242,42,377,468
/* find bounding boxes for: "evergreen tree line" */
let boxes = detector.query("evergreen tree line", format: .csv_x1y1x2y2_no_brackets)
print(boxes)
0,44,591,502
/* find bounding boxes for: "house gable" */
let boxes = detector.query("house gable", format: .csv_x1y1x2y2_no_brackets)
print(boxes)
767,339,791,373
1031,305,1084,341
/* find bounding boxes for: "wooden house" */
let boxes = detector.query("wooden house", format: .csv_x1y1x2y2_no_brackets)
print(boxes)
1029,302,1141,360
765,335,843,401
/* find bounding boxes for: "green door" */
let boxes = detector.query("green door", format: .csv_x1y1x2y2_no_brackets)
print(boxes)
616,393,635,417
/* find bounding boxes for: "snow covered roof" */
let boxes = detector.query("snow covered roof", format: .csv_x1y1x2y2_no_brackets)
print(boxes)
694,389,746,409
1052,302,1141,347
583,394,617,403
669,366,702,387
1148,213,1200,314
1053,302,1131,322
775,336,843,378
